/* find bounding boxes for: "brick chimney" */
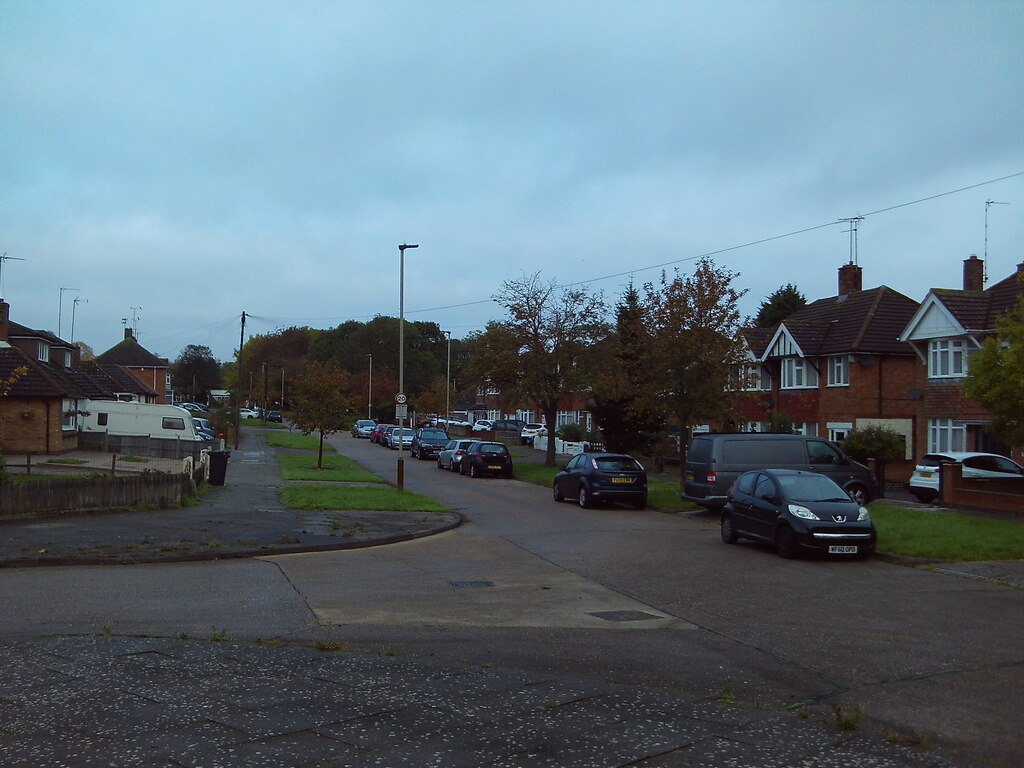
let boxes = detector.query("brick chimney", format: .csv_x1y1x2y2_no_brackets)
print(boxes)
838,263,862,295
963,254,984,292
0,299,9,343
124,328,134,341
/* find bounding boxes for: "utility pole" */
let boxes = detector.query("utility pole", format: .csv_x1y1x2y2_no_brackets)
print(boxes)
234,311,246,449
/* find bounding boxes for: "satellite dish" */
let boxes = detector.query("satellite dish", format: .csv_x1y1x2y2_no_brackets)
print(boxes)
907,387,923,401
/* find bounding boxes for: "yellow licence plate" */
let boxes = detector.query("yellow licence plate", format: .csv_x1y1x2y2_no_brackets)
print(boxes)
611,477,632,484
920,471,933,478
488,465,502,470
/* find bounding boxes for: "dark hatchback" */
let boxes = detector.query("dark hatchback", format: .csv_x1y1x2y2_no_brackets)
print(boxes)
721,469,876,559
460,442,514,478
411,427,450,460
553,452,648,509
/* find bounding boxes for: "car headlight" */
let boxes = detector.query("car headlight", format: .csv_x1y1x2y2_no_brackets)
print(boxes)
857,506,871,521
788,504,819,520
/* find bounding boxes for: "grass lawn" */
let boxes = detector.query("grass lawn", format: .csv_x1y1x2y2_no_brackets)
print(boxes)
277,453,384,483
871,505,1024,561
265,432,333,451
281,484,450,513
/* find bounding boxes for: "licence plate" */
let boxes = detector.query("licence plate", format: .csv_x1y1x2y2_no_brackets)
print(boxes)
488,465,502,470
611,477,632,484
685,473,694,482
829,545,858,554
920,471,933,478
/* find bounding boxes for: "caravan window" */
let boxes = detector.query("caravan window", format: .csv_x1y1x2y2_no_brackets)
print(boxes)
97,413,108,426
162,417,187,431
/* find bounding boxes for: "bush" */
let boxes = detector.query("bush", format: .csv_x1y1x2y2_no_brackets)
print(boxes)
557,423,587,441
841,425,906,462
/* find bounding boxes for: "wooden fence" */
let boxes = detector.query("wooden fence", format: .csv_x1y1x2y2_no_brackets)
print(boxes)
0,473,195,519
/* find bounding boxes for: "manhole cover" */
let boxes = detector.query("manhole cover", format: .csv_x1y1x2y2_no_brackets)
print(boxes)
448,581,495,589
588,610,661,622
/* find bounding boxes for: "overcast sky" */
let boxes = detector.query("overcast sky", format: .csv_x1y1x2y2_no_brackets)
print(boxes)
2,1,1022,364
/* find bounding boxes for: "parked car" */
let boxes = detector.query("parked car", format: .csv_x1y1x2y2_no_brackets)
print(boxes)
388,426,414,450
721,469,876,559
378,425,398,446
520,423,546,445
351,419,377,438
239,408,258,419
683,433,877,508
460,441,514,478
908,451,1024,502
370,424,391,444
491,418,527,432
471,419,494,432
411,427,449,460
552,452,648,509
266,410,283,423
437,439,475,472
193,417,215,437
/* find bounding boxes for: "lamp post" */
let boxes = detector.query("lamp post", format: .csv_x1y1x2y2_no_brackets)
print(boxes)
367,353,373,418
397,243,419,490
443,330,452,427
58,287,79,338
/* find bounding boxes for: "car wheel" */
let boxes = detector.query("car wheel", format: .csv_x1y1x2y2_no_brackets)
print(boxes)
578,484,591,509
470,463,479,478
721,511,738,544
846,483,869,506
633,496,647,510
775,526,797,559
437,458,443,470
553,482,564,502
910,489,937,503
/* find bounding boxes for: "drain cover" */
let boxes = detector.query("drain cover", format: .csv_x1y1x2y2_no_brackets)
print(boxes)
588,610,661,622
448,581,495,589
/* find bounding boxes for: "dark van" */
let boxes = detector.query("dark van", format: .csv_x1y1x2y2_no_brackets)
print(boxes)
683,433,876,508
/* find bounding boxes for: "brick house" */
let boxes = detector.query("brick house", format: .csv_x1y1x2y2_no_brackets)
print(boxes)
736,264,921,480
899,255,1024,462
95,328,171,404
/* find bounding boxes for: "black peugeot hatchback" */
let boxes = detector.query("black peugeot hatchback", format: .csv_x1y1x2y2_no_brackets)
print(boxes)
721,469,876,559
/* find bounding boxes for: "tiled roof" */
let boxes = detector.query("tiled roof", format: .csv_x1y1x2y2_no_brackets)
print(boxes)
0,344,88,399
95,336,168,368
932,269,1024,331
758,286,919,357
79,360,159,397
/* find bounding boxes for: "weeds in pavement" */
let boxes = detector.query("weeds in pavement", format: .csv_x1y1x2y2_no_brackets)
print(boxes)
315,640,352,652
208,626,228,642
831,703,865,731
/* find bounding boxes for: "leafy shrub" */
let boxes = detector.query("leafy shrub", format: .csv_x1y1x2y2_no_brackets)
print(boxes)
842,425,906,462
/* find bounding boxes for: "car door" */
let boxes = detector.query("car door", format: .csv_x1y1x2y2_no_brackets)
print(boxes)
559,455,584,497
728,471,759,534
747,473,782,541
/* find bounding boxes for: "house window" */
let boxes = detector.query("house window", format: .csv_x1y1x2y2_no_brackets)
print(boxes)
741,421,770,433
781,358,818,389
62,350,72,368
928,340,967,378
741,364,771,391
794,422,818,436
929,418,966,452
62,399,77,431
37,342,50,363
828,422,853,442
828,356,849,386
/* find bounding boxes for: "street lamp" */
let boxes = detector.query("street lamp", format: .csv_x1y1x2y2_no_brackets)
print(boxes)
367,353,373,418
443,330,452,428
397,242,419,490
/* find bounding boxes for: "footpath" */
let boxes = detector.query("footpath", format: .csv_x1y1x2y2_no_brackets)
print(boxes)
0,430,967,767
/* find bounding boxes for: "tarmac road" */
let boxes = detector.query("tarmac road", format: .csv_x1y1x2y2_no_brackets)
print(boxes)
1,428,1021,767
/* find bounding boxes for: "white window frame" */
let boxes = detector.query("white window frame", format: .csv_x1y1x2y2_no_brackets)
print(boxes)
781,357,818,389
742,364,771,391
929,417,966,452
38,342,50,363
827,355,849,387
62,398,77,431
828,422,854,442
794,421,819,436
928,339,967,378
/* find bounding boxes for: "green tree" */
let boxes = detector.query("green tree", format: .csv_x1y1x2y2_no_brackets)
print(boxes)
755,283,806,327
589,283,663,453
466,273,609,466
642,258,749,478
290,362,356,468
964,284,1024,446
171,345,221,403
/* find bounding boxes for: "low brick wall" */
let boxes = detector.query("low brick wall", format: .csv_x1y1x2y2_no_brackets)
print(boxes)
0,473,195,519
939,462,1024,514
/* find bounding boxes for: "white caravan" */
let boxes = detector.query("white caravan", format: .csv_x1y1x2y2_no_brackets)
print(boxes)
80,401,206,441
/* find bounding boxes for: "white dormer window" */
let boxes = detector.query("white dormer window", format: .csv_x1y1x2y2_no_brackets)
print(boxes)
63,350,72,368
928,339,966,378
781,357,818,389
828,355,849,386
38,342,50,363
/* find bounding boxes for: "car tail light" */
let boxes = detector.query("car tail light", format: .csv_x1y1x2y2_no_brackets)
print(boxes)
706,471,717,484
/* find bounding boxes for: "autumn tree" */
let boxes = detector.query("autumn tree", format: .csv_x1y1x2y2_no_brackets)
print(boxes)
466,273,609,466
642,258,749,477
964,283,1024,446
290,362,356,468
170,345,221,403
589,283,663,453
755,283,806,327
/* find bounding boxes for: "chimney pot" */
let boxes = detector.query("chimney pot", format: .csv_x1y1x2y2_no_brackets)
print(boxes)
963,254,984,292
838,263,862,295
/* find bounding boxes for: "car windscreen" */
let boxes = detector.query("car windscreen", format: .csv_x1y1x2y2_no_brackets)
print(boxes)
594,457,643,472
420,429,447,439
776,474,851,502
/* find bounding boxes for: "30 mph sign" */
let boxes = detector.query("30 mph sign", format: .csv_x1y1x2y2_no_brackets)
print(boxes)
395,393,407,404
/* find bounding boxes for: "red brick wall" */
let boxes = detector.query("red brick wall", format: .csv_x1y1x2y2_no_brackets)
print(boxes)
939,461,1024,514
126,367,168,404
0,398,77,453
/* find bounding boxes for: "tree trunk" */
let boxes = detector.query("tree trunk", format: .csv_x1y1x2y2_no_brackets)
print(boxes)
317,431,325,469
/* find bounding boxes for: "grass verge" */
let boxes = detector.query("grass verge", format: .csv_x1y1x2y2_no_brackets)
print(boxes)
265,432,332,451
871,505,1024,561
281,484,450,512
277,453,384,483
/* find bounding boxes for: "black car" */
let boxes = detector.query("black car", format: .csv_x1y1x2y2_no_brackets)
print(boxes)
460,441,514,478
410,427,450,460
721,469,876,559
553,452,648,509
266,410,283,423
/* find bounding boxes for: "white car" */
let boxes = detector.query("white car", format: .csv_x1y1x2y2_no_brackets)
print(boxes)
520,423,546,445
239,408,258,419
471,419,494,432
908,451,1024,502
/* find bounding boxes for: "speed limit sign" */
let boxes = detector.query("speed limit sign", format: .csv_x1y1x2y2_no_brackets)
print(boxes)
395,393,407,404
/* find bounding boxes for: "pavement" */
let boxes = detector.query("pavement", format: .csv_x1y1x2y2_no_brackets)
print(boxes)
0,430,1001,766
